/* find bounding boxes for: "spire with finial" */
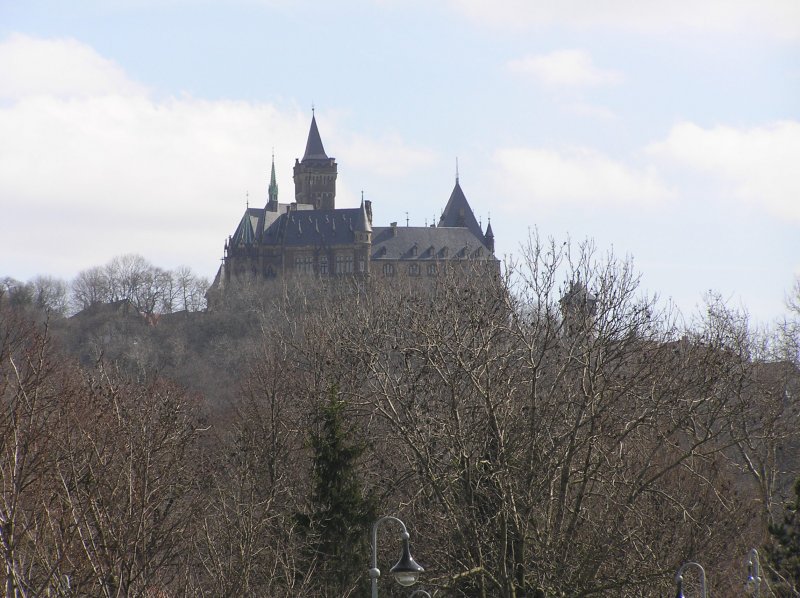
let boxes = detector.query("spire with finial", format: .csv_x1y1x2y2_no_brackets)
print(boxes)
485,215,495,252
438,175,483,240
267,150,279,210
455,157,459,183
302,109,328,161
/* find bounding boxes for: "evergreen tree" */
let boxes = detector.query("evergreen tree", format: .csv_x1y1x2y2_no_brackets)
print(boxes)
766,477,800,596
297,386,378,597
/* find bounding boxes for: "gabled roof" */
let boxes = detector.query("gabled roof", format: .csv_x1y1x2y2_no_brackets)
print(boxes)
438,180,485,242
231,208,260,246
302,114,329,161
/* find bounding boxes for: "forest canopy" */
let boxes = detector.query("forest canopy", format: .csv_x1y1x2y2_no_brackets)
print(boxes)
1,236,799,597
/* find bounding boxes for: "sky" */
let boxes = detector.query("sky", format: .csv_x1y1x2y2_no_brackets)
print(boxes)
0,0,798,324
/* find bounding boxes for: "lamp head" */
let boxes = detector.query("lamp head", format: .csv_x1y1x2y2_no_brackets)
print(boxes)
675,577,684,598
390,536,424,587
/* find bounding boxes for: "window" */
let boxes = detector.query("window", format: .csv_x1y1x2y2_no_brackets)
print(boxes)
335,254,353,274
408,263,420,276
427,263,438,276
295,255,313,274
356,259,365,273
383,263,395,276
319,255,328,275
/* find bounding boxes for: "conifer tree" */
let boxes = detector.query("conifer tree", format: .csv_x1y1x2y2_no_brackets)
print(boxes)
766,477,800,596
297,386,378,597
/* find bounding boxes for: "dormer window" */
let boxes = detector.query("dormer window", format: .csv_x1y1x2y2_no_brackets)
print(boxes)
411,244,418,257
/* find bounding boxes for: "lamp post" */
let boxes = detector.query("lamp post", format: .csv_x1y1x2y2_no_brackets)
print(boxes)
674,562,707,598
370,516,424,598
746,548,762,597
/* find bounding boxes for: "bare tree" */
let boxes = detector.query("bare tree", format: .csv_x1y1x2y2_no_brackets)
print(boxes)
51,367,203,597
71,266,110,312
30,276,69,317
0,307,77,596
281,235,767,597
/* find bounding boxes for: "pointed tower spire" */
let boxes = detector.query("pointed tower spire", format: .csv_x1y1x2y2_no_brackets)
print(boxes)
267,150,279,211
485,217,495,253
438,178,484,241
303,113,328,161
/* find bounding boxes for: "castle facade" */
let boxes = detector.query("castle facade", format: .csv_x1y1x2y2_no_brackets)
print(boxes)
211,114,497,293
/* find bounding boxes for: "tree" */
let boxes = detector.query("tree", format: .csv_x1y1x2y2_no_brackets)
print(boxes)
766,477,800,596
71,266,110,311
295,235,766,597
30,276,69,317
190,336,312,597
0,306,72,596
297,386,378,598
0,278,33,310
52,366,203,597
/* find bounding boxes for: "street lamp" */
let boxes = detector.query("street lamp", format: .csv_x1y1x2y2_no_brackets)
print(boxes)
370,516,424,598
674,561,707,598
746,548,762,597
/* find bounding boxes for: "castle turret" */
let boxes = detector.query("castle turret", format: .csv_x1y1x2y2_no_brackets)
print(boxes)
485,219,495,253
293,113,337,209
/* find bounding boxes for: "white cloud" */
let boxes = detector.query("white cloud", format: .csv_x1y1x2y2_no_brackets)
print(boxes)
449,0,800,40
492,146,672,210
507,50,623,89
0,90,309,279
0,34,147,99
0,35,439,281
647,120,800,222
339,134,437,177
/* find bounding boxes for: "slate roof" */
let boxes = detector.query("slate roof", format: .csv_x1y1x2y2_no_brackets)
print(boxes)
302,114,329,161
438,180,486,242
371,226,492,261
260,207,367,247
231,208,261,246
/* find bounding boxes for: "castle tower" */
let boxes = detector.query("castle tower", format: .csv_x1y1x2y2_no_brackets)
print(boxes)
560,280,598,338
293,113,337,210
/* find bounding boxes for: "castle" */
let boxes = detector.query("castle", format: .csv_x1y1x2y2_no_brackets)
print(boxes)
211,114,497,294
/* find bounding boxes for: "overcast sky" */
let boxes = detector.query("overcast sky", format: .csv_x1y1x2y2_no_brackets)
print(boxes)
1,0,797,323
